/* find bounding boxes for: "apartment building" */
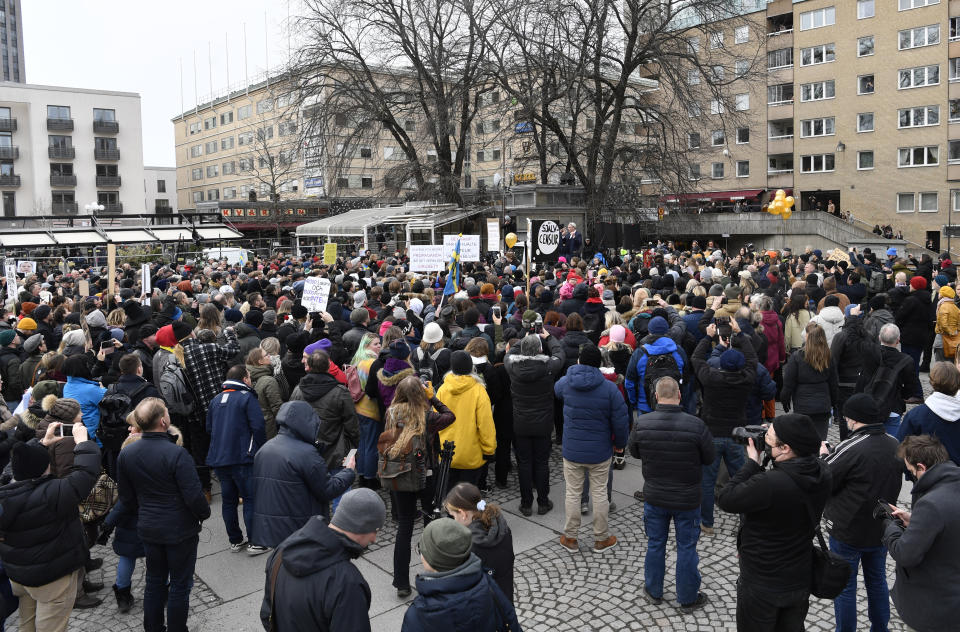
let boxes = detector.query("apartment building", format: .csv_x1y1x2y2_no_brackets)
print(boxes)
0,0,24,83
144,166,177,217
0,81,146,218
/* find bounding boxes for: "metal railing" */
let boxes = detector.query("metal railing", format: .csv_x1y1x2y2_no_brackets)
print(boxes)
96,175,122,187
47,118,74,131
98,203,124,214
0,118,16,132
48,146,75,159
94,148,120,160
50,174,77,187
52,201,79,215
0,174,20,187
93,120,119,133
0,146,19,160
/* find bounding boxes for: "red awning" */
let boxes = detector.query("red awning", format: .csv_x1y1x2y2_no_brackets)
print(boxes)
661,189,765,203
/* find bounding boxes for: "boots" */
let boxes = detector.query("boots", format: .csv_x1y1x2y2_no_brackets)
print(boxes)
113,584,134,613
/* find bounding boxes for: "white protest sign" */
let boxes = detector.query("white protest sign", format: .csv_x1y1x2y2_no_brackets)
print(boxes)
4,263,17,303
442,234,480,262
141,264,151,305
16,261,36,275
301,277,331,313
486,218,500,253
409,245,447,272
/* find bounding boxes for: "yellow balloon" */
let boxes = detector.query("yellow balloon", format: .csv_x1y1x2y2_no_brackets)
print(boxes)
505,232,517,248
775,189,786,200
785,196,795,208
782,208,792,220
768,205,782,215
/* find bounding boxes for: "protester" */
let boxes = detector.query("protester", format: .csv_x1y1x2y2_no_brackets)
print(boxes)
780,322,839,440
436,350,496,490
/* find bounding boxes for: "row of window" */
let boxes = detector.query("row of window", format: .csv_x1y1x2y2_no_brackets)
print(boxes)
48,163,119,177
685,25,751,54
44,106,116,121
47,191,121,205
187,123,297,158
686,94,751,117
42,135,117,151
187,95,298,135
800,0,939,34
688,161,751,180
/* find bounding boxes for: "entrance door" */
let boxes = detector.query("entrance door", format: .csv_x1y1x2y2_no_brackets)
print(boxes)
926,230,941,253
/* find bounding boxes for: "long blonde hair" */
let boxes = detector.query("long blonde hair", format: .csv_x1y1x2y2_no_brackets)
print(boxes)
803,322,830,373
384,376,430,458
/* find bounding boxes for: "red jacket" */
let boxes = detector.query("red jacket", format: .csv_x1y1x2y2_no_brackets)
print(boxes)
760,310,785,373
599,329,637,350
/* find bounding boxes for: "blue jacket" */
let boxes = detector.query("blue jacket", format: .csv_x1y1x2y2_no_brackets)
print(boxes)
624,336,686,413
402,553,522,632
682,311,707,343
554,365,630,464
707,347,776,424
205,380,267,468
251,402,356,548
103,497,144,559
63,376,107,447
897,394,960,465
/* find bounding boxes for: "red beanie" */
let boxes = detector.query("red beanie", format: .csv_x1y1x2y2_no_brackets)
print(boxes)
156,324,178,348
910,276,927,291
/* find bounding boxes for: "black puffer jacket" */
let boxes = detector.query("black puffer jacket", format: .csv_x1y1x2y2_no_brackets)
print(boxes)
895,288,935,348
290,372,359,468
829,321,863,387
847,318,922,416
691,334,757,438
468,513,515,602
559,329,591,375
0,439,100,587
780,350,839,415
628,404,714,510
504,335,565,437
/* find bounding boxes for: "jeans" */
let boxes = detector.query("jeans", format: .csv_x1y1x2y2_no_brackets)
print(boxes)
563,458,611,541
391,478,435,589
643,503,701,605
701,437,745,527
885,414,901,437
142,535,198,632
513,435,551,508
329,466,346,514
115,555,137,590
214,464,255,544
736,579,810,632
901,344,924,398
829,537,890,632
356,414,382,480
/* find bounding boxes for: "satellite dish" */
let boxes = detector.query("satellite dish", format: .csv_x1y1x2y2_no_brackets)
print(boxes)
493,173,502,187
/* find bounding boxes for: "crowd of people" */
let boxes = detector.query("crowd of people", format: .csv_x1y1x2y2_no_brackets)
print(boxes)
0,238,957,632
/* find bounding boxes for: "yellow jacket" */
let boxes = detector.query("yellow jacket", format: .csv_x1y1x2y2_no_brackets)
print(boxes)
436,374,496,470
784,309,811,352
936,301,960,359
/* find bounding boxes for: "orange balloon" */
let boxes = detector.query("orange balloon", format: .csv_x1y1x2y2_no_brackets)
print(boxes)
768,205,782,215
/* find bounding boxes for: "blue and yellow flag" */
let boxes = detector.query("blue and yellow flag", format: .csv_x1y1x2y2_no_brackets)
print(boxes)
443,235,462,296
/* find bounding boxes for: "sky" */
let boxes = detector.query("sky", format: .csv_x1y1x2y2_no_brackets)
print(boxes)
21,0,297,167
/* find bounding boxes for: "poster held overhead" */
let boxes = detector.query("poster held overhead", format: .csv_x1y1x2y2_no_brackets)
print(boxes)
531,220,561,263
301,277,331,313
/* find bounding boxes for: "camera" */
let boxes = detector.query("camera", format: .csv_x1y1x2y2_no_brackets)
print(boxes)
731,425,767,448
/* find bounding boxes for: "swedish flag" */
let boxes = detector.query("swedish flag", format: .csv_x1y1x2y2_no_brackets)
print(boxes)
443,235,462,296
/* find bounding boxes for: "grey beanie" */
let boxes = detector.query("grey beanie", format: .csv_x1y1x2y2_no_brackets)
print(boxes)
419,518,473,572
262,310,277,325
23,333,44,354
85,310,107,328
330,488,386,534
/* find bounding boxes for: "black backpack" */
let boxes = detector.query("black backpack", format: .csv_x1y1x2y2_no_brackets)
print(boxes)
638,345,682,406
97,382,150,451
867,269,886,294
863,355,911,418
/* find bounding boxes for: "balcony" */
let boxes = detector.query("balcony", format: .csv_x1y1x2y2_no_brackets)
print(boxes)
48,146,75,159
155,202,173,214
46,117,74,131
0,174,21,187
96,175,122,187
0,146,18,160
97,202,123,214
50,174,77,187
93,120,119,134
0,118,17,132
52,201,79,215
94,148,120,160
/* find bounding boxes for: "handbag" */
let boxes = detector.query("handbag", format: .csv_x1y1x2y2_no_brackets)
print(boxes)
796,487,851,599
79,470,119,524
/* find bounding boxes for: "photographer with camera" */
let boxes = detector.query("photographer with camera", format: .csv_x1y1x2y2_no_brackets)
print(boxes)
881,435,960,632
717,414,831,631
819,393,902,632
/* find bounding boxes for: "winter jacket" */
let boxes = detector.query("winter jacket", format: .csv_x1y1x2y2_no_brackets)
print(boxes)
936,299,960,359
63,375,107,447
206,380,267,468
863,308,895,343
718,456,832,592
103,497,144,560
780,350,839,416
823,424,902,548
883,462,960,632
436,374,496,469
830,320,864,387
260,516,373,632
226,323,261,367
624,335,686,414
682,311,707,344
706,348,776,424
554,364,629,464
847,318,922,416
0,347,23,403
0,439,100,587
504,335,565,437
898,393,960,465
290,372,359,469
116,431,211,545
401,553,521,632
559,330,591,375
691,335,757,438
896,288,935,349
817,291,850,314
759,310,785,374
252,402,356,548
19,350,43,390
341,324,371,359
809,306,845,347
468,514,515,602
628,404,714,510
281,352,307,391
783,310,811,352
581,301,607,344
248,364,285,439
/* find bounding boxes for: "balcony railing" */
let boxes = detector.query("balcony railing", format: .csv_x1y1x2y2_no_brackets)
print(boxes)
94,148,120,160
98,202,124,214
155,203,173,213
52,201,79,215
48,146,75,159
0,146,18,160
96,175,122,187
768,134,794,140
93,120,119,133
0,175,21,187
47,117,74,131
767,168,794,174
0,118,16,132
50,174,77,187
767,28,794,37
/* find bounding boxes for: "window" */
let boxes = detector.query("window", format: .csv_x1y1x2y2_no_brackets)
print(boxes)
203,116,216,130
710,66,725,82
951,140,960,162
95,137,117,151
800,117,836,137
360,146,372,158
800,43,835,66
688,132,701,149
800,80,835,102
157,180,166,193
688,164,701,180
858,112,875,132
239,158,253,171
189,122,200,135
97,191,119,206
735,26,749,44
899,25,940,49
858,75,875,95
712,130,725,146
768,155,794,173
799,7,835,31
48,135,71,148
709,31,723,49
220,111,233,125
736,127,750,144
951,58,960,82
858,0,874,18
96,164,118,178
687,102,702,117
898,145,939,167
93,108,115,122
800,154,836,173
711,162,724,178
191,168,202,181
951,99,960,122
899,0,939,9
735,60,749,77
222,161,235,175
189,145,202,158
686,69,700,85
897,193,915,212
205,140,217,154
207,189,219,201
257,126,273,141
238,132,254,146
767,48,793,69
734,94,749,111
768,119,794,138
49,163,73,176
384,146,401,161
920,192,938,212
899,65,940,89
736,160,750,177
206,165,218,178
361,176,373,189
475,121,485,134
858,151,874,170
223,187,236,200
256,99,274,114
899,105,940,128
221,137,234,150
476,150,486,162
767,83,794,104
858,36,875,57
404,119,416,132
237,105,252,120
686,37,699,54
47,105,70,119
51,191,75,204
336,177,350,189
710,100,724,115
278,120,297,136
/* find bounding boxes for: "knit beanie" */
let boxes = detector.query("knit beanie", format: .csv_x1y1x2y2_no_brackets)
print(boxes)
47,397,82,424
418,518,473,573
578,344,602,368
224,308,243,324
32,305,51,321
16,317,36,331
0,330,15,347
292,304,309,320
388,340,410,359
941,286,956,299
772,413,821,457
262,310,277,325
156,324,178,348
169,321,191,342
450,350,473,375
245,310,264,328
842,393,882,425
719,348,745,371
61,329,85,348
32,380,60,403
23,333,44,354
910,276,927,291
20,301,38,316
304,338,332,355
648,316,669,335
935,274,949,287
609,324,626,343
12,442,51,480
330,488,386,534
85,310,107,329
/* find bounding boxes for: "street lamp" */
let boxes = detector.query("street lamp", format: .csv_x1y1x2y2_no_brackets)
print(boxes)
85,203,105,214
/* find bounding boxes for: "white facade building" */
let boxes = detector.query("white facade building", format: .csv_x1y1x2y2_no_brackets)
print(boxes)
144,166,177,216
0,81,145,217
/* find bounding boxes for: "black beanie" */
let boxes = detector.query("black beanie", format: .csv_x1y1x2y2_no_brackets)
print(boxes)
12,441,51,480
450,350,473,375
691,295,707,310
772,413,822,457
578,344,602,368
171,321,193,342
292,304,309,319
245,310,264,328
843,393,882,425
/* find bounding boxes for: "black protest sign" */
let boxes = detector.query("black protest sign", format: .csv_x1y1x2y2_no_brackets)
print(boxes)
531,220,561,263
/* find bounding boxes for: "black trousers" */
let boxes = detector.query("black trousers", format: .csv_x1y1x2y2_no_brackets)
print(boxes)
835,385,856,441
391,478,435,590
174,413,211,491
513,435,551,508
736,580,810,632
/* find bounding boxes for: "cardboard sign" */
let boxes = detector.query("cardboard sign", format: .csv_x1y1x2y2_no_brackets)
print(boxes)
301,277,331,313
442,234,480,262
141,264,151,305
531,220,561,262
409,245,447,272
78,279,90,298
323,242,338,266
4,263,16,303
486,218,500,253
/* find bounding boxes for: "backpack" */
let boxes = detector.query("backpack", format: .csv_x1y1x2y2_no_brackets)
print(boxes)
638,346,682,406
448,331,474,352
868,268,885,294
158,359,195,417
863,355,911,417
343,365,365,403
414,347,444,385
97,382,150,451
377,416,428,492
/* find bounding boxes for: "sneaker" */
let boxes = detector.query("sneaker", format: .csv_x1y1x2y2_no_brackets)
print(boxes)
247,544,270,556
642,588,663,606
580,502,589,515
609,501,617,513
633,490,644,502
519,504,533,517
74,593,103,609
537,500,554,516
593,535,618,553
230,541,248,553
559,535,578,552
679,592,709,614
397,586,412,599
700,525,714,537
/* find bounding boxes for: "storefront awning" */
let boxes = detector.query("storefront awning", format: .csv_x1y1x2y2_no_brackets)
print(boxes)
53,231,107,245
104,229,159,243
0,233,57,247
661,189,765,203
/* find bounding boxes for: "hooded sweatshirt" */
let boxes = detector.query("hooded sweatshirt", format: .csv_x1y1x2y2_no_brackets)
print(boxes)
468,513,515,601
436,373,496,469
810,305,845,347
897,392,960,465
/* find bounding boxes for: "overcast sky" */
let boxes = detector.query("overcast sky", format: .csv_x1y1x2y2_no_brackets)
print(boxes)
21,0,295,166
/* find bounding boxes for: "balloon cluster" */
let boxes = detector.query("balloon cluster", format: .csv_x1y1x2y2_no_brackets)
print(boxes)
505,232,518,248
764,189,795,220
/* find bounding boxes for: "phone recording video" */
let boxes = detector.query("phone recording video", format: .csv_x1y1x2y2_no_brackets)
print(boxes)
101,340,116,355
58,424,74,437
